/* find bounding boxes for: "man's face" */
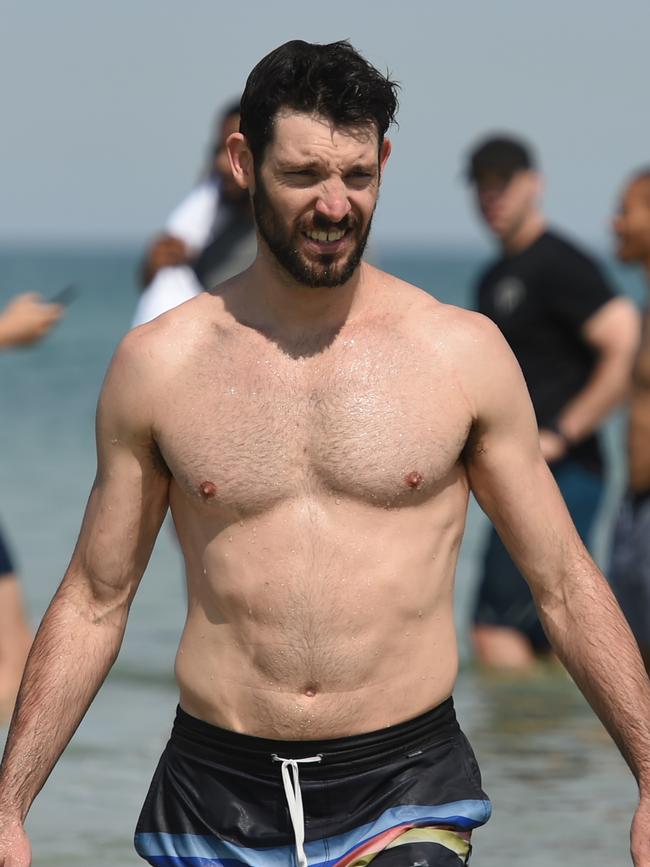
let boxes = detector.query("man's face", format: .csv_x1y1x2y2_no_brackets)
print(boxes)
214,113,248,205
613,180,650,264
250,111,389,288
473,170,539,243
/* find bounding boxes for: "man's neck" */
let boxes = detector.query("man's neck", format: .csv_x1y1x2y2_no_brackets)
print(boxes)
501,212,546,255
238,248,367,342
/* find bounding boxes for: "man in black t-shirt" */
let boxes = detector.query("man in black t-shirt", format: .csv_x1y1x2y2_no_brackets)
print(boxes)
465,134,639,668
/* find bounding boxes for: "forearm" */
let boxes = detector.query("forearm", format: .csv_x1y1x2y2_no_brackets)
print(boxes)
557,351,632,443
536,553,650,790
0,574,128,820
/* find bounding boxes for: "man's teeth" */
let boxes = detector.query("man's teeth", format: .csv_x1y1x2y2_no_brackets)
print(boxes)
306,228,346,242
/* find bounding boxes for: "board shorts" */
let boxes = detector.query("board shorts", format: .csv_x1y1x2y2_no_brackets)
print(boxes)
0,524,15,577
473,458,604,651
608,489,650,650
134,698,491,867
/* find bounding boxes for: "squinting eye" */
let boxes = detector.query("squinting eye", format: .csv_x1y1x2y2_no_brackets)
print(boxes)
347,172,374,184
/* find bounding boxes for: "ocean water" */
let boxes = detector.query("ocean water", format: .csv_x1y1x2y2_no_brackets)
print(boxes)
0,244,644,865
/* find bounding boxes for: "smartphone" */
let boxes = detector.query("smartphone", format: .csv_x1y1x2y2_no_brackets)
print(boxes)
49,284,79,306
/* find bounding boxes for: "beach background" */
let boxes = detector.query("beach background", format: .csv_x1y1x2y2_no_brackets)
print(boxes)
0,243,646,865
3,0,650,862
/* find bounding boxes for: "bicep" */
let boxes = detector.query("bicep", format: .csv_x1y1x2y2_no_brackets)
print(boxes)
463,322,581,588
581,296,640,356
67,339,170,604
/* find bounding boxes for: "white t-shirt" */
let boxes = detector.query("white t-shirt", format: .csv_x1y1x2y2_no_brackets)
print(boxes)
131,180,220,328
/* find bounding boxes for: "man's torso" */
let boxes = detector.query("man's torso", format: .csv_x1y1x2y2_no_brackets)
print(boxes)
139,269,477,739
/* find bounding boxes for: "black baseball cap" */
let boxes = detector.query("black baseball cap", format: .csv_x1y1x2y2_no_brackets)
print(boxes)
466,135,535,184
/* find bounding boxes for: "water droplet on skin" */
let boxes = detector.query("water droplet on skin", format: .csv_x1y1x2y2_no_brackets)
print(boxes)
248,608,252,615
417,610,423,618
335,498,341,505
110,437,118,445
228,535,233,543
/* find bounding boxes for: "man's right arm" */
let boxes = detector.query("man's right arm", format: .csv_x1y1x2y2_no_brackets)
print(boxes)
0,333,170,863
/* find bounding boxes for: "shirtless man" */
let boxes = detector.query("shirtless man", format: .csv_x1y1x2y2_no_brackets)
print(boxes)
610,168,650,673
0,40,649,867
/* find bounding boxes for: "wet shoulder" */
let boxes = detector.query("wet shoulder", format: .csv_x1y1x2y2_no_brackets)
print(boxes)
126,292,231,368
378,271,504,353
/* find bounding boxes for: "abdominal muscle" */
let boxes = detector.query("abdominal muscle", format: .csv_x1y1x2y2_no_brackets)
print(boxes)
172,490,465,740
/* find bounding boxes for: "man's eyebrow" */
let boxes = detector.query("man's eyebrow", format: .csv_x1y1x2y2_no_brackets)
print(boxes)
346,161,378,173
276,159,322,172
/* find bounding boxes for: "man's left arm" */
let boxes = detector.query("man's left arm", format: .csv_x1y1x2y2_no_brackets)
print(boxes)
461,314,650,864
542,296,640,459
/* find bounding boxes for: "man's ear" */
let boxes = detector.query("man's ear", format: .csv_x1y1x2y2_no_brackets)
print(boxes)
379,138,392,182
227,133,255,192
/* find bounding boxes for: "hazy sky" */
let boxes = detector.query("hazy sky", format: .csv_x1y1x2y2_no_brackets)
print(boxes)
3,0,649,249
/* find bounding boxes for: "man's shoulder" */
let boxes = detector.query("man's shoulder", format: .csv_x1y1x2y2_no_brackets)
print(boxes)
123,292,226,371
376,270,505,352
540,229,601,270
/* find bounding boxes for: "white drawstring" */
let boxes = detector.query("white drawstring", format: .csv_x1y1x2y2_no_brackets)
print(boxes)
272,753,323,867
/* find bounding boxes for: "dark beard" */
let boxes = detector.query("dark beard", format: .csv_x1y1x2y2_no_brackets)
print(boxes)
252,173,373,288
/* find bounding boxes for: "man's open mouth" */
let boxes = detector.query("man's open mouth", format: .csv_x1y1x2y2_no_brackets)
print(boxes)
303,227,348,243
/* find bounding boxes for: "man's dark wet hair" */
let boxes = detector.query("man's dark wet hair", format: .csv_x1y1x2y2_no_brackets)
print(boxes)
240,40,399,163
466,134,536,185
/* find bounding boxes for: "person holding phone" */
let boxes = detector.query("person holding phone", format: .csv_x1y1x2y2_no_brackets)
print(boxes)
0,293,63,349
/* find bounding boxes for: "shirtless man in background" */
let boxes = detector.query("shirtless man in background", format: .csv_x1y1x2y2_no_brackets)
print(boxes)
610,168,650,673
1,40,649,867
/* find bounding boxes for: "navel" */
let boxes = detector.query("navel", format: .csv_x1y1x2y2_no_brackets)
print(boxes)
405,471,423,490
199,480,218,499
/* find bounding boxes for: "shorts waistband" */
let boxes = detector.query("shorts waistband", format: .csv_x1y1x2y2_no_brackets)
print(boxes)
171,698,459,773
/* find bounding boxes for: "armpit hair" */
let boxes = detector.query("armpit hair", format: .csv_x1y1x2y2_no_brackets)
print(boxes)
149,439,171,478
461,422,486,463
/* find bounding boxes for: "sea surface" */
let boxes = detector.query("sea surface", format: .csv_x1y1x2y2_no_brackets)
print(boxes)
0,244,645,865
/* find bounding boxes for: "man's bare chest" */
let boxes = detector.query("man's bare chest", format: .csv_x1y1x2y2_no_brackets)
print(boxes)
157,338,471,515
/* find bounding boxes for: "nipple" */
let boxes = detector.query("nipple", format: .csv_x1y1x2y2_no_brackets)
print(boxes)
405,471,423,489
303,685,318,698
199,481,218,499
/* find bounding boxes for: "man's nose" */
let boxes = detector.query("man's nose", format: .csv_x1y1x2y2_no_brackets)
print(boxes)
315,180,351,223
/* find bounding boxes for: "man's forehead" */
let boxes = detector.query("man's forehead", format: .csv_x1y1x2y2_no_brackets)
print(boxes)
269,110,379,159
